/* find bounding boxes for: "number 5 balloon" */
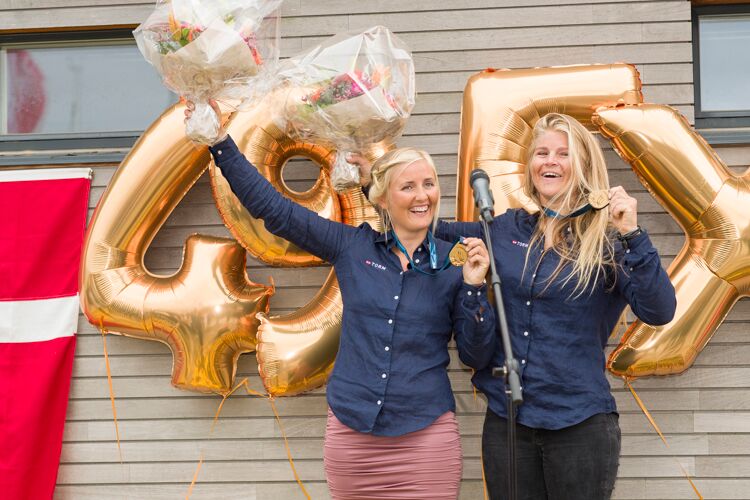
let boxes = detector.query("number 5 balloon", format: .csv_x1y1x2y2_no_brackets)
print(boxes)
596,104,750,377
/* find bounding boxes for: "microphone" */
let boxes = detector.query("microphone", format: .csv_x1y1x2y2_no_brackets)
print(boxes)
470,168,495,222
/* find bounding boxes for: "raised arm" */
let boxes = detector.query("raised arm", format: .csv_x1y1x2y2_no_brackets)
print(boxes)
614,230,676,325
609,186,676,325
209,136,353,263
435,219,484,242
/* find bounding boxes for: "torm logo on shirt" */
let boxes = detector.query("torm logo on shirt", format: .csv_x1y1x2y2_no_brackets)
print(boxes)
512,240,529,248
365,259,387,271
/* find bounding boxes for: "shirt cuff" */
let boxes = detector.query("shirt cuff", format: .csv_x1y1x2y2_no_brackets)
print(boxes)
460,283,494,338
208,135,240,163
620,229,656,268
460,280,488,312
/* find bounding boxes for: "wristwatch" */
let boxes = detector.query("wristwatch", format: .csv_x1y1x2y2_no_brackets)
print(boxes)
616,225,643,249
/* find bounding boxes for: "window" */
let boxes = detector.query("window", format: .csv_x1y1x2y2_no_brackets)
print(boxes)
0,29,177,155
693,4,750,136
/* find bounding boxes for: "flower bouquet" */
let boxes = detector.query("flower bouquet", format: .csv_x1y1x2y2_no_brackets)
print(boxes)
134,0,282,144
279,26,416,191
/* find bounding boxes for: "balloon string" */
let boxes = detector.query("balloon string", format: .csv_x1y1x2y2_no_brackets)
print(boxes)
185,453,203,499
480,445,489,500
186,385,237,498
237,379,311,500
471,368,479,403
98,319,123,463
610,307,630,341
625,378,703,499
185,378,311,500
470,368,488,500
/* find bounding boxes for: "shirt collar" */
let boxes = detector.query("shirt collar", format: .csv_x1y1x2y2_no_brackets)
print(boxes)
518,208,541,232
374,230,431,253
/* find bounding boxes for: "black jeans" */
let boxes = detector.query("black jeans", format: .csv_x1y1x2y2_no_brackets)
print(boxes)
482,409,621,500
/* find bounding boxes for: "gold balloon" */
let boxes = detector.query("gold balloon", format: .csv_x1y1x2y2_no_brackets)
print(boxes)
211,87,339,268
210,87,382,396
255,187,379,396
456,64,643,220
79,103,273,395
595,104,750,377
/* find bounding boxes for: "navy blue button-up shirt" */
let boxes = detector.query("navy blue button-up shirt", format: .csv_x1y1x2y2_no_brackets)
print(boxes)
437,209,676,430
210,136,496,436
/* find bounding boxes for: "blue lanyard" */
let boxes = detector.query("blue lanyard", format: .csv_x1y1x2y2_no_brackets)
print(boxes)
391,230,456,276
543,203,593,219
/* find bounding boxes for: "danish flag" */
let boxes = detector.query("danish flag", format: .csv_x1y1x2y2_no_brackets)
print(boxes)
0,168,91,499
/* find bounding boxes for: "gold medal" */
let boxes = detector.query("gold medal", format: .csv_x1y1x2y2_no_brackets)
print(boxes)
449,243,468,267
588,190,610,210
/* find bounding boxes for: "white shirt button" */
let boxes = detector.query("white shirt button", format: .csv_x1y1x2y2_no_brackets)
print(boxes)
526,300,531,306
523,331,529,336
217,150,222,155
417,248,422,252
477,291,482,296
415,259,420,264
377,400,382,405
394,295,399,300
629,267,634,272
626,249,631,254
532,273,536,278
521,359,526,364
399,271,403,275
467,290,473,296
388,319,393,324
480,317,484,322
385,346,390,351
381,373,387,379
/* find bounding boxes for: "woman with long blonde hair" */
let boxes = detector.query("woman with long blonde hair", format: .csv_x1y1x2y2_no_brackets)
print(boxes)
441,113,676,499
354,112,676,499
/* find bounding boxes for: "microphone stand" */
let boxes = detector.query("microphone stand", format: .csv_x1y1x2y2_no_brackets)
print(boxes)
478,208,523,500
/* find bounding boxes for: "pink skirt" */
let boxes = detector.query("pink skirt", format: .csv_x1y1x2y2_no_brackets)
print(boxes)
323,408,462,500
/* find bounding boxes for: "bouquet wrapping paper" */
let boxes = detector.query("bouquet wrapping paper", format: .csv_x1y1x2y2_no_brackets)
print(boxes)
134,0,281,144
279,26,416,191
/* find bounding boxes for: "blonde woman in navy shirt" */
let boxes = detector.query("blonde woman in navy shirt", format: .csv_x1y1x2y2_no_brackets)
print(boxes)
187,101,496,499
354,113,676,500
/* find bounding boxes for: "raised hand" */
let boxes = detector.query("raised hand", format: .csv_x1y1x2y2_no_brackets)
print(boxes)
462,237,490,286
344,152,374,187
608,185,638,234
183,98,228,145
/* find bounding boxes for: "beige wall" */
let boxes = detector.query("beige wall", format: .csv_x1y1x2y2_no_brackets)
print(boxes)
3,1,750,499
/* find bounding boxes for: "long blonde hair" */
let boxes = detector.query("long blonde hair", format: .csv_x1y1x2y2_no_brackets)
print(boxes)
367,147,441,234
523,113,616,297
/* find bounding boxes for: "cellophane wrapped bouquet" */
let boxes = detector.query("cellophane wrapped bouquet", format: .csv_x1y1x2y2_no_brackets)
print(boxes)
134,0,282,144
278,26,416,191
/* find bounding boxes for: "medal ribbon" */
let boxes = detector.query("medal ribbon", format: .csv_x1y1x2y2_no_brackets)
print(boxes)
391,230,462,276
543,203,593,219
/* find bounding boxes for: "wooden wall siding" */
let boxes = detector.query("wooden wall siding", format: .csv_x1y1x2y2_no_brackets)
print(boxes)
4,1,750,499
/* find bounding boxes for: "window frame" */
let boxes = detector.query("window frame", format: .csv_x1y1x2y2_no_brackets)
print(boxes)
0,28,168,164
692,3,750,133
